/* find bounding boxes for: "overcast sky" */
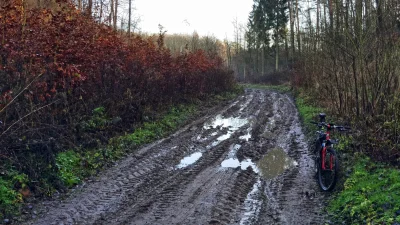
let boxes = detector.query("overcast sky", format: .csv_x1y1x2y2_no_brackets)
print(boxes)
133,0,253,41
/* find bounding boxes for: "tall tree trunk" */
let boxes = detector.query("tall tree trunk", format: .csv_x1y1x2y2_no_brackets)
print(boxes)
128,0,132,36
87,0,92,16
285,31,289,68
113,0,118,29
262,46,265,75
352,56,360,117
289,0,295,60
296,0,301,55
276,38,279,71
328,0,334,31
316,0,320,51
99,0,103,22
110,0,114,26
376,0,383,33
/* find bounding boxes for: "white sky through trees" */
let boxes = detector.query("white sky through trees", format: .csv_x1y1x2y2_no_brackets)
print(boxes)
134,0,253,41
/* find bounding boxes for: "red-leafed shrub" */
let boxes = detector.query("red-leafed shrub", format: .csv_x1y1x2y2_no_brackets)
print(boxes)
0,0,235,191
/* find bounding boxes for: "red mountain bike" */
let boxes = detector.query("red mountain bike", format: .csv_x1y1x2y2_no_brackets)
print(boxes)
311,113,350,191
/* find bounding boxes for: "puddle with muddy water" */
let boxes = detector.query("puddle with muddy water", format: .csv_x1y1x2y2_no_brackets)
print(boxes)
220,146,297,180
256,148,298,179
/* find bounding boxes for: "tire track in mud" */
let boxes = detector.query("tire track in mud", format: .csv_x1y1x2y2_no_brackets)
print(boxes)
27,89,326,225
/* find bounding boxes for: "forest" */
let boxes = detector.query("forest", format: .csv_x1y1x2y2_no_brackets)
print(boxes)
0,0,400,223
231,0,400,164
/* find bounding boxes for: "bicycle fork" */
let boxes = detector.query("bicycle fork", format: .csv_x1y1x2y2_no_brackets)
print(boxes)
321,147,333,171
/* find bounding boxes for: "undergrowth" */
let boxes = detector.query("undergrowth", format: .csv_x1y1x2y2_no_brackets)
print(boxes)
294,88,400,224
0,171,28,219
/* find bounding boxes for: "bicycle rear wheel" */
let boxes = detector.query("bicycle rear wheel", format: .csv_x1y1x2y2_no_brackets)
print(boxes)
318,148,339,191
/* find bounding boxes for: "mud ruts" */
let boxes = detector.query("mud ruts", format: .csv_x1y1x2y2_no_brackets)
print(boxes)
26,89,326,225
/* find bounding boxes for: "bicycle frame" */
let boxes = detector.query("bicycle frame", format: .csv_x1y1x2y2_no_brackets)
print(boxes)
321,125,333,171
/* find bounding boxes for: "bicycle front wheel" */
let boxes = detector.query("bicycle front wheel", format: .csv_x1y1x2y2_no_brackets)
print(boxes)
318,148,339,191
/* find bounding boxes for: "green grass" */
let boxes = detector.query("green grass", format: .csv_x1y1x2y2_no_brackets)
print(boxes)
56,151,84,187
328,156,400,224
294,94,324,132
118,104,196,146
0,171,28,219
241,83,291,93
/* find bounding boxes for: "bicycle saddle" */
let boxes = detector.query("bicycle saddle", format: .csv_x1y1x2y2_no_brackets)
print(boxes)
319,113,326,122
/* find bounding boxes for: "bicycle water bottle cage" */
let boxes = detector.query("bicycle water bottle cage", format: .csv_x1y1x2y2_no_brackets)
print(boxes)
319,113,326,122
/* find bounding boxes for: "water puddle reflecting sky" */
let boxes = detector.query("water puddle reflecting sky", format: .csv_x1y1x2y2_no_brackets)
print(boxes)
221,158,259,172
176,152,202,169
239,132,251,141
204,115,248,130
203,114,249,148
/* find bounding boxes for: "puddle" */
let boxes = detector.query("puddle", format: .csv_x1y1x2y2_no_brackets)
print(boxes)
220,147,297,180
221,158,259,172
239,132,251,141
211,132,218,136
256,148,298,179
203,115,249,148
176,152,202,169
204,115,248,130
208,132,233,148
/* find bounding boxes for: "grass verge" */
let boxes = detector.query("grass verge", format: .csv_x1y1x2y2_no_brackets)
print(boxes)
241,83,291,93
328,156,400,224
294,88,400,224
54,104,197,188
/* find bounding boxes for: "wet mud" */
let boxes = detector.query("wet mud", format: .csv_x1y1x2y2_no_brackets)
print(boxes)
26,89,326,225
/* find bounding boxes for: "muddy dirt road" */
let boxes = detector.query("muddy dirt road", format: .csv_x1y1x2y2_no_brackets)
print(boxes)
28,89,326,225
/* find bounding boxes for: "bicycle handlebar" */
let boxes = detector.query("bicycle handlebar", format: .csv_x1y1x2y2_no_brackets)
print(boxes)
310,121,351,131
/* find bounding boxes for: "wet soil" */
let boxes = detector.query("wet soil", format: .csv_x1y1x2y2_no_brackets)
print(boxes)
25,89,327,225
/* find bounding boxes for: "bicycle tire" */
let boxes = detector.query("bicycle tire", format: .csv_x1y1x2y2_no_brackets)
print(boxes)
317,148,339,191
